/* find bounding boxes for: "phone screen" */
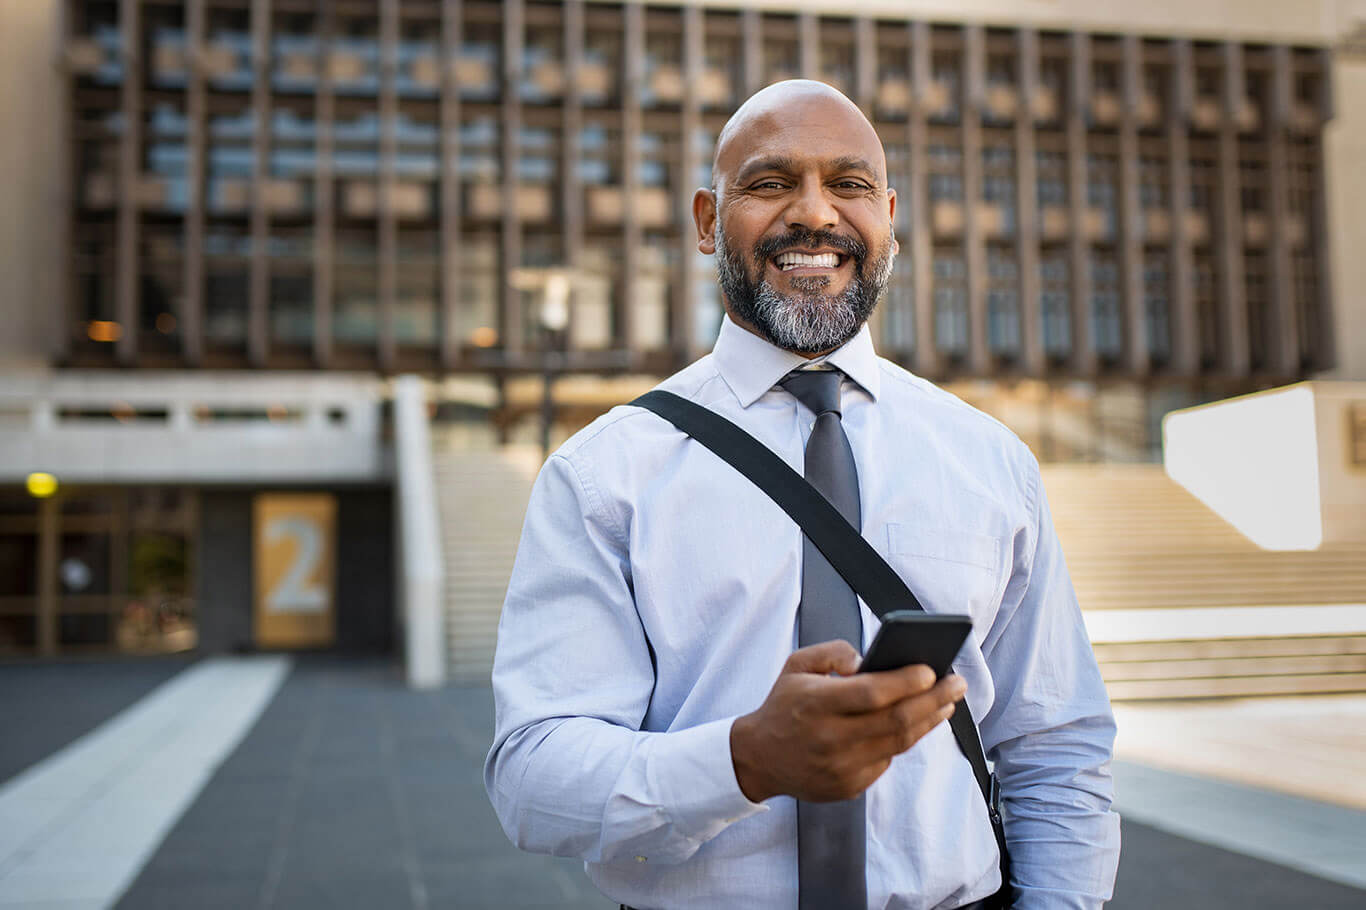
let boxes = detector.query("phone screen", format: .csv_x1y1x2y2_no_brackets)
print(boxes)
858,611,973,676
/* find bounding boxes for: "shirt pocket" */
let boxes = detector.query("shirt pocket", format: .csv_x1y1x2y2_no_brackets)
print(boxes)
885,521,1004,620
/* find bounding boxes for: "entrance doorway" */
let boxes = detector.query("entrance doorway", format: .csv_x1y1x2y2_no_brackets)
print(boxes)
0,486,198,656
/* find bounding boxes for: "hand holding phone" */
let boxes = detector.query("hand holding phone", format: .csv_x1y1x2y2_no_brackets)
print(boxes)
858,611,973,676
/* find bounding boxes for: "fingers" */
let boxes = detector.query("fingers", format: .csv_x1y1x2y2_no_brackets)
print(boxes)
857,699,958,761
837,674,967,743
819,663,942,714
783,639,861,677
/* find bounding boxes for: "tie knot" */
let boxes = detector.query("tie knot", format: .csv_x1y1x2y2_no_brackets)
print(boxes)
781,369,843,417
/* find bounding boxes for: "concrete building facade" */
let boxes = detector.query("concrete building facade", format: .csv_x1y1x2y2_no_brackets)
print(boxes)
2,0,1365,660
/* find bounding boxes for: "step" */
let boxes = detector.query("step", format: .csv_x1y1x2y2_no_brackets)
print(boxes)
1093,635,1366,662
1099,653,1366,681
1105,673,1366,700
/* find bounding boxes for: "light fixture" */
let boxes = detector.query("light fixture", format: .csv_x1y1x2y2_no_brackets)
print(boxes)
26,472,58,498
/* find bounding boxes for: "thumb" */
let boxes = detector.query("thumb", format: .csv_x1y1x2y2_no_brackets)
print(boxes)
783,639,861,677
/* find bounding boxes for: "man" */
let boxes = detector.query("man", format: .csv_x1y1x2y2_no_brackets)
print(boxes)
486,80,1120,909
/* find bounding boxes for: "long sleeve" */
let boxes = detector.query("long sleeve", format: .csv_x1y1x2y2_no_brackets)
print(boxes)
483,452,766,865
978,462,1122,909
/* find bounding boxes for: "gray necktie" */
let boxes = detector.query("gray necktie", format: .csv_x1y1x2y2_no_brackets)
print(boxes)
780,368,866,910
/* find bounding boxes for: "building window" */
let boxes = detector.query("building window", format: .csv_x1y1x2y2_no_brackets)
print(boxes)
933,252,968,356
930,52,961,125
875,28,911,120
523,25,565,105
762,22,799,85
1139,155,1167,209
1194,256,1218,367
1093,59,1119,92
643,25,684,109
1143,254,1171,363
582,28,621,107
633,234,675,351
1245,251,1269,369
703,15,741,112
1287,139,1317,216
981,144,1016,237
693,249,722,350
397,19,440,98
983,53,1015,126
458,239,498,350
334,229,378,346
138,226,182,353
1036,150,1067,207
882,142,915,354
928,143,963,201
1189,154,1216,214
1087,152,1119,240
73,222,117,349
1036,56,1067,127
819,24,855,96
1039,253,1071,356
268,227,314,347
459,26,501,101
693,127,715,190
205,6,253,92
396,231,439,347
205,228,250,347
1239,153,1266,214
986,248,1020,355
520,126,557,186
1141,64,1167,130
332,13,380,97
1090,252,1122,358
1293,250,1319,367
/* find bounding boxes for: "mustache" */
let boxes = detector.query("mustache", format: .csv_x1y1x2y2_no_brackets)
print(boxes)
753,227,867,265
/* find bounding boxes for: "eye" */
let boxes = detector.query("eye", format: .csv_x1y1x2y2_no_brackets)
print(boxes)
832,180,872,191
749,180,790,190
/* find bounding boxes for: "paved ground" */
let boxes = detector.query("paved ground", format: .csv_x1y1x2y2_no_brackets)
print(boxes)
2,655,1363,909
113,658,604,910
1112,694,1366,809
0,657,192,786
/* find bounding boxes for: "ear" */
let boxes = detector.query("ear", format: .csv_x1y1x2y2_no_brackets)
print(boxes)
886,187,900,255
693,187,717,255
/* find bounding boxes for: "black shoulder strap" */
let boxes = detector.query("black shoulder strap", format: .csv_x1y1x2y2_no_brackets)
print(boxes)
631,389,1012,905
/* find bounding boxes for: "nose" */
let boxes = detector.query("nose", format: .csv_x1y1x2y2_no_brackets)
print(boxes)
783,175,839,234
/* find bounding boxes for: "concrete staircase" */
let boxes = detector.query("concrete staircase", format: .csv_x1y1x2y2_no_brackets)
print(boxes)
433,444,543,684
428,452,1366,698
1043,465,1366,699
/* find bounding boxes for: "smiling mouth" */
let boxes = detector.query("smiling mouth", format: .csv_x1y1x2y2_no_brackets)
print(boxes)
771,251,849,271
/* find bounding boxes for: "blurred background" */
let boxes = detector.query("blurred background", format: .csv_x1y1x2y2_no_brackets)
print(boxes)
0,1,1363,908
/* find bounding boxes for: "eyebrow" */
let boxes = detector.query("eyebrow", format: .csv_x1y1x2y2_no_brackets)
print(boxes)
733,155,884,186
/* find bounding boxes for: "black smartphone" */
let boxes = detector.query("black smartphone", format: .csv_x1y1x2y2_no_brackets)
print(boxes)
858,612,973,677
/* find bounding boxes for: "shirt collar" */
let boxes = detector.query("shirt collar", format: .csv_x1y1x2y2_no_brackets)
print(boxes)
711,314,882,409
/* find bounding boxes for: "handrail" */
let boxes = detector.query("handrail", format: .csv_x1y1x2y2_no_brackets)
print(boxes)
0,370,387,484
392,375,446,689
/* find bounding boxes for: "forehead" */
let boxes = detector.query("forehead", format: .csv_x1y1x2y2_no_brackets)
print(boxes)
716,94,886,182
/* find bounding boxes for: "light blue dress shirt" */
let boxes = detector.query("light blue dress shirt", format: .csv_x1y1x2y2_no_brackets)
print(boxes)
486,316,1121,910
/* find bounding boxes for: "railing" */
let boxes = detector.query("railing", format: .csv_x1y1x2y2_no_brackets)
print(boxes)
0,371,388,484
393,376,446,689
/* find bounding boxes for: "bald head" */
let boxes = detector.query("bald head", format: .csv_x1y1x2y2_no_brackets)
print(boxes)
712,80,887,199
691,80,899,356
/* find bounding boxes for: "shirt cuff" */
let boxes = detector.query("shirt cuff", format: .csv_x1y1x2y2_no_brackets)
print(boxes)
649,716,769,843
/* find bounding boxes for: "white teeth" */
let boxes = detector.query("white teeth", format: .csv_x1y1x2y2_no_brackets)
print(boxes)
775,251,840,270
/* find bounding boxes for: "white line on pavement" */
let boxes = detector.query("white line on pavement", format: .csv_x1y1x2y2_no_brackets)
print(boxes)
1112,759,1366,890
0,656,292,909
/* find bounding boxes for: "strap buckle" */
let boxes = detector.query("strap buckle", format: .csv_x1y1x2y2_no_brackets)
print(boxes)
987,772,1003,825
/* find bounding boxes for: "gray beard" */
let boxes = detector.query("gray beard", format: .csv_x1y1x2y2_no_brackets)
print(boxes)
715,222,894,355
